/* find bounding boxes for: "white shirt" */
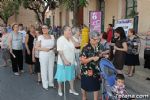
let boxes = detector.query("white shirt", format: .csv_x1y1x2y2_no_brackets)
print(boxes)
19,30,26,43
38,35,55,55
73,36,81,53
57,36,75,65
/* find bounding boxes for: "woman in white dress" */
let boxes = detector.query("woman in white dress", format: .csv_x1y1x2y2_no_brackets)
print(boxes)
55,25,79,96
36,25,55,90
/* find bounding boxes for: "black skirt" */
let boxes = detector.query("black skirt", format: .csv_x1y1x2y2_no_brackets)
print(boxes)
125,54,140,66
25,49,34,64
34,58,41,73
144,53,150,69
81,76,101,92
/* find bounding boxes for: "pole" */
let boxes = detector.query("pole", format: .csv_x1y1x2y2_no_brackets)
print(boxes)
63,65,66,100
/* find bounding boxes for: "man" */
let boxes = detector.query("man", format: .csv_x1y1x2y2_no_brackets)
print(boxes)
107,24,113,43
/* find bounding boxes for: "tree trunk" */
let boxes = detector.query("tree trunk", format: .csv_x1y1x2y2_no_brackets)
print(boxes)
42,12,45,24
72,1,78,26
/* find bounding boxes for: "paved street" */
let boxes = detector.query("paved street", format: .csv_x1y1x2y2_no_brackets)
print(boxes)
0,51,150,100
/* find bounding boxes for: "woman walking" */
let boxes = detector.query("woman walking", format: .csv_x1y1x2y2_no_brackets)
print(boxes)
8,24,24,76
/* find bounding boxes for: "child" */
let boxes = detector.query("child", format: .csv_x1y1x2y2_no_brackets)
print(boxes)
112,74,127,99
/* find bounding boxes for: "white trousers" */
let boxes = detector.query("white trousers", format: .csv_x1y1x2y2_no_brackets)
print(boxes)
39,51,55,89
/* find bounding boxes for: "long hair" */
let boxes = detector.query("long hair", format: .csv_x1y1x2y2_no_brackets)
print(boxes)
114,27,126,40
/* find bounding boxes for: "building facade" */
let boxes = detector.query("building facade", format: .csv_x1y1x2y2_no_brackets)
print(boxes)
51,0,150,33
0,6,37,27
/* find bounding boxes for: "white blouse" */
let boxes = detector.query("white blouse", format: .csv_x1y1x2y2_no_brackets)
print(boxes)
57,36,75,65
38,35,55,55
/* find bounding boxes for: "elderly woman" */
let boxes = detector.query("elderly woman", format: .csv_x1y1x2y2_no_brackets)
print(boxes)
55,25,79,96
125,29,140,77
80,31,101,100
1,27,10,67
71,27,81,79
8,24,24,76
36,25,55,90
113,27,128,74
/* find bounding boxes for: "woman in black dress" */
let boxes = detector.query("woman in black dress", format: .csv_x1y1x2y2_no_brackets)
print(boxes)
25,25,36,74
113,27,128,74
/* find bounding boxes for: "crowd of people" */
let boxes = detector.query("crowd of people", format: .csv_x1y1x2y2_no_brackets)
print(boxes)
0,23,150,100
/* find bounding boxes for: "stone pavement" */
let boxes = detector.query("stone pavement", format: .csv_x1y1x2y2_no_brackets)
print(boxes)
0,58,150,100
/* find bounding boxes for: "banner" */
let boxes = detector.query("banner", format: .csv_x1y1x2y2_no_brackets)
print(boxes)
89,11,101,33
115,19,134,35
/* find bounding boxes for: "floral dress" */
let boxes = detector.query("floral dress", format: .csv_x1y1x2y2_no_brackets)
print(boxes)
80,43,101,92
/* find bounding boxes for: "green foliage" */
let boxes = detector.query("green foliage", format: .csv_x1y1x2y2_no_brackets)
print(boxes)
59,0,88,11
22,0,58,24
0,0,21,25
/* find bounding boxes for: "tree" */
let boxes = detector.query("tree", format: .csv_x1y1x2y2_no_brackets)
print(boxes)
0,0,21,25
59,0,88,26
22,0,58,25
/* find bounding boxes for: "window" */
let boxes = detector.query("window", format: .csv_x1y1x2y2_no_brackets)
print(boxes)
99,0,105,32
126,0,137,18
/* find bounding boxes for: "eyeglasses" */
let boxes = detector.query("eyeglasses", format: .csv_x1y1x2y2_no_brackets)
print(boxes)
42,27,48,29
92,38,99,41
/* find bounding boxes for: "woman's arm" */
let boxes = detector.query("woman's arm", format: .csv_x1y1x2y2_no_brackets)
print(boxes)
80,56,93,64
114,42,128,52
71,37,80,47
25,34,30,55
8,34,12,53
32,46,36,62
35,41,50,52
58,50,71,66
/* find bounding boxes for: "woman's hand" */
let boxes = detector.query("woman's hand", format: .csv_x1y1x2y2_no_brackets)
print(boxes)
114,46,118,50
63,59,71,66
92,56,99,61
32,57,36,62
27,49,31,55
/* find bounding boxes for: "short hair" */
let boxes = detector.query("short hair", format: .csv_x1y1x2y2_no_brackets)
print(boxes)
109,24,113,27
129,28,136,35
102,32,107,40
71,27,80,35
12,23,18,30
30,25,35,29
89,31,100,39
116,74,125,81
18,24,23,27
62,25,70,34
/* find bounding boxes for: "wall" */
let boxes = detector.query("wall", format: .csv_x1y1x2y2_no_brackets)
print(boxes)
83,0,97,27
137,0,150,33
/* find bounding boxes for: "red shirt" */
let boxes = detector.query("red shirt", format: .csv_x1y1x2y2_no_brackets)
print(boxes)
107,29,113,43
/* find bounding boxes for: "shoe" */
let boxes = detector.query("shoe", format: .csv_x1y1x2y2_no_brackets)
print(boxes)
14,72,20,76
58,90,63,96
20,70,24,73
69,89,79,95
37,81,42,84
146,77,150,80
43,87,48,90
